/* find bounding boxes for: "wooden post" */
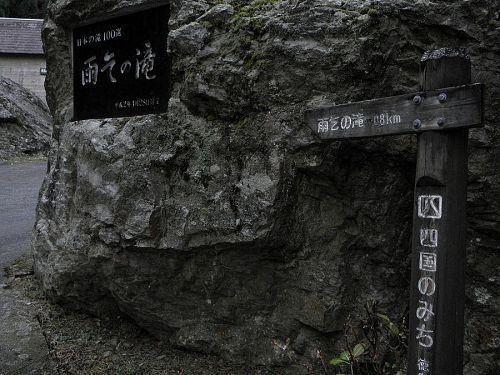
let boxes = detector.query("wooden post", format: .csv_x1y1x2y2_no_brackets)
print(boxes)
305,46,482,375
408,48,470,375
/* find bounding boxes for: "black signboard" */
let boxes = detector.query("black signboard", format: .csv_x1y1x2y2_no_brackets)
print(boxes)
73,5,170,120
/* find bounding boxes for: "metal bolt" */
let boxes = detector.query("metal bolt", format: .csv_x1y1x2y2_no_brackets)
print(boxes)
413,119,422,129
413,95,422,105
438,93,447,103
437,117,446,127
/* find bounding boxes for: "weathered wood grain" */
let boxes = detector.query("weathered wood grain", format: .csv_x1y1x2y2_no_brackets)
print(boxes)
305,83,483,140
408,49,470,375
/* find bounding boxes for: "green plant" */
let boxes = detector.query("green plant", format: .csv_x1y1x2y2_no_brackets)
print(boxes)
330,301,407,375
330,342,366,375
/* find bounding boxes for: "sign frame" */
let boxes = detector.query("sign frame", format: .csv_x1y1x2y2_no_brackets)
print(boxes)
71,3,170,121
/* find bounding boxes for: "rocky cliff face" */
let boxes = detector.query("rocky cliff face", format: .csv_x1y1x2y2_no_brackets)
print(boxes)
0,77,52,160
34,0,499,373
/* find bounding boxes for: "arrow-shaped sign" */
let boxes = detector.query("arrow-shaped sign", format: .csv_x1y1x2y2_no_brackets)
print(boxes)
305,83,483,140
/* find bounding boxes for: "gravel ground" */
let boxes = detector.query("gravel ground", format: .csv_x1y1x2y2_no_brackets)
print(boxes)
5,255,289,375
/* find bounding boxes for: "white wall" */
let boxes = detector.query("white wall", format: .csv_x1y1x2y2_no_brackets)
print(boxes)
0,55,46,103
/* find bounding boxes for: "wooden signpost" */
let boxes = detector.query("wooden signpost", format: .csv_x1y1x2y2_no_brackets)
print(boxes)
305,48,484,375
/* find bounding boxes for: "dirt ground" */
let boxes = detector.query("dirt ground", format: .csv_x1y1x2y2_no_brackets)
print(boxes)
5,255,283,375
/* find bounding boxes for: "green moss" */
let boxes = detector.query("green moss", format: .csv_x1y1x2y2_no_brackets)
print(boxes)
235,114,255,130
230,114,270,156
244,48,270,70
239,36,253,51
4,253,34,279
12,253,33,270
236,9,250,18
489,19,500,29
234,0,281,19
231,0,281,33
334,8,362,17
201,20,214,30
367,8,381,17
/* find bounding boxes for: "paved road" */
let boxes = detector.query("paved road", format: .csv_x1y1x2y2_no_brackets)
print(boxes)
0,161,47,278
0,160,56,374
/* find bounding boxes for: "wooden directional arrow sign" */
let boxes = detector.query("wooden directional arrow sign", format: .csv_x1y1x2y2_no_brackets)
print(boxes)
305,83,483,140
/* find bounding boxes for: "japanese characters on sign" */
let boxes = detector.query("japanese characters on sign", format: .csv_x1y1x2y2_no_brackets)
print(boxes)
73,5,169,120
414,194,443,375
80,42,157,86
316,112,402,133
305,84,483,141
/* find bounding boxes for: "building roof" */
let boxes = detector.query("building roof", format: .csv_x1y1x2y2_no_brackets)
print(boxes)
0,18,44,55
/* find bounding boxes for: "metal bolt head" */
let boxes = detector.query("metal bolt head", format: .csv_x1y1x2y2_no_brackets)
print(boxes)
437,117,446,127
413,95,422,105
438,93,447,103
413,119,422,129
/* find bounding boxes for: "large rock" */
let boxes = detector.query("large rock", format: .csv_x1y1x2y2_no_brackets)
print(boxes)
34,0,499,373
0,77,52,160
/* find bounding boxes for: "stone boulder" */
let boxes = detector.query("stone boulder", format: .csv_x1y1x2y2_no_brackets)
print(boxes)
0,77,52,160
34,0,499,374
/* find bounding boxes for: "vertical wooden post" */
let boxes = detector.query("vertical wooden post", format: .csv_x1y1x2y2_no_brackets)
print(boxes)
408,48,470,375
